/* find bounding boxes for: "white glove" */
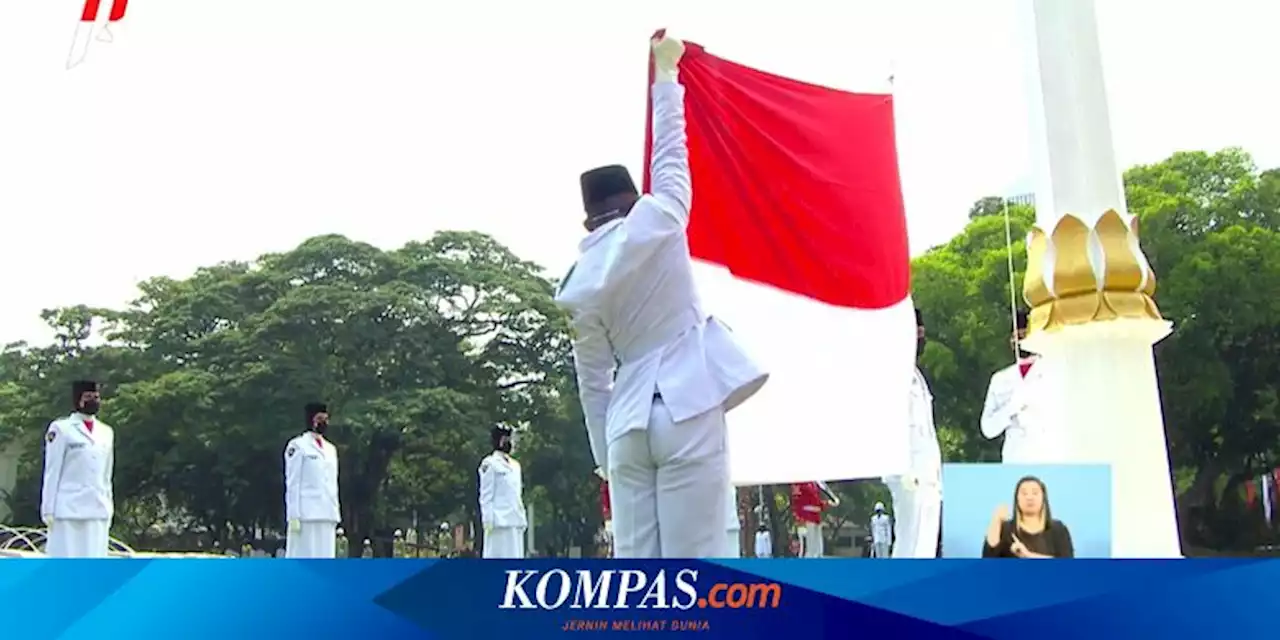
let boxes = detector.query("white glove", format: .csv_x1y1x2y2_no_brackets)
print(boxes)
288,518,301,533
42,514,54,528
594,467,607,481
652,35,685,83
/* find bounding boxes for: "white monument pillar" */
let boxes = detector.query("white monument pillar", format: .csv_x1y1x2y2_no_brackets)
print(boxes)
1017,0,1181,558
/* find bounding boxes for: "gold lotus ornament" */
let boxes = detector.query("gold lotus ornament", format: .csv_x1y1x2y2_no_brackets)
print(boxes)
1023,210,1162,333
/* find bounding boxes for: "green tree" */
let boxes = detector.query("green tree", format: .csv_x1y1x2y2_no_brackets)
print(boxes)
0,231,590,556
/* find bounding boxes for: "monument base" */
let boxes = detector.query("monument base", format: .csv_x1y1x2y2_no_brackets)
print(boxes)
1022,318,1182,558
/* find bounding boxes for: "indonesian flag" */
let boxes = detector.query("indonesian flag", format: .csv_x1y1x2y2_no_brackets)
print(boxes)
644,34,914,484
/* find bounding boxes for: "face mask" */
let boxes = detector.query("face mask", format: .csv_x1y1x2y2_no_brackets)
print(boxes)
313,421,328,435
1017,347,1032,359
80,399,100,416
497,439,513,454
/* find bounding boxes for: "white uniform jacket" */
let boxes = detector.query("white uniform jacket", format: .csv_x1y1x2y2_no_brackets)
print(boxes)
554,78,769,470
478,451,527,529
754,531,772,557
980,358,1059,462
41,413,114,520
870,513,893,543
908,368,943,486
284,433,340,523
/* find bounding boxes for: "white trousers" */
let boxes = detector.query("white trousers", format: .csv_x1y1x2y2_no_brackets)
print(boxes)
286,521,337,558
608,398,729,558
484,527,526,558
872,541,892,558
45,519,110,558
721,529,741,558
887,480,942,558
799,522,824,557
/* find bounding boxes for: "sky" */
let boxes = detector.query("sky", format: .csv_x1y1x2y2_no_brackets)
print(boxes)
2,0,1277,346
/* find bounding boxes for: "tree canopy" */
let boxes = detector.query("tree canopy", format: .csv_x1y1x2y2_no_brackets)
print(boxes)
1,147,1277,555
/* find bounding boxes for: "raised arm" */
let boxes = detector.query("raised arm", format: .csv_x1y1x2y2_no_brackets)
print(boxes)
980,372,1017,440
40,423,66,521
635,36,691,232
571,314,616,471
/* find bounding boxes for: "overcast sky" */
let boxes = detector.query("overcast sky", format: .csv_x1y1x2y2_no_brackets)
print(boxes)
2,0,1276,345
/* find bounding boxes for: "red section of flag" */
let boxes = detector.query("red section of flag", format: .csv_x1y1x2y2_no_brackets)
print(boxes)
81,0,128,22
643,34,910,309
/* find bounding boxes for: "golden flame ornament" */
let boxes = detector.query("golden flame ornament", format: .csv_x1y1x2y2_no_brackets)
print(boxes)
1023,210,1161,333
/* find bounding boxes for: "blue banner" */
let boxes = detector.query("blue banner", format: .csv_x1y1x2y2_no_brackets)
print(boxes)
0,559,1267,638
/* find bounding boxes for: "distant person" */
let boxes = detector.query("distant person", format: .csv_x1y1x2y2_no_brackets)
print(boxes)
284,402,341,558
883,309,943,558
791,482,836,557
982,475,1075,558
479,424,527,558
869,502,893,558
754,524,772,558
981,311,1055,462
42,380,115,558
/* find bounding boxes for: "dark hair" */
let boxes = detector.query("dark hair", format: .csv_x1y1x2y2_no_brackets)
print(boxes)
1012,475,1052,529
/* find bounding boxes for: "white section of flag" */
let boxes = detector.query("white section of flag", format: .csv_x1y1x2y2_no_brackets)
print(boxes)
693,260,916,485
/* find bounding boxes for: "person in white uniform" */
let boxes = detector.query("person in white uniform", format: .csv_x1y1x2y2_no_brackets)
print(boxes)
479,424,527,559
722,485,742,557
284,402,340,558
870,502,893,558
981,310,1052,462
753,524,772,558
884,309,943,558
554,34,768,559
41,380,115,558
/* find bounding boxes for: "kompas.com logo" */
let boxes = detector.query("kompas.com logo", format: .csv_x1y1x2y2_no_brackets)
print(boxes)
499,568,783,611
67,0,129,70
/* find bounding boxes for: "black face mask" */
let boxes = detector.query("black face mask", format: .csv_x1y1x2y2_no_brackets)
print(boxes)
916,336,927,358
80,400,101,416
1017,348,1032,359
497,439,513,454
312,421,328,436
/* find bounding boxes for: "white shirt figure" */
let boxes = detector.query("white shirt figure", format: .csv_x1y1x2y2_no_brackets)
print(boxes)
721,484,742,558
554,36,768,559
754,527,773,558
284,403,340,558
870,504,893,558
884,363,943,558
479,425,527,559
41,380,114,558
981,311,1064,463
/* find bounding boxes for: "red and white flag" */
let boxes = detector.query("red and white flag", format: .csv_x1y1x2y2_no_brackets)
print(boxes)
644,36,915,484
